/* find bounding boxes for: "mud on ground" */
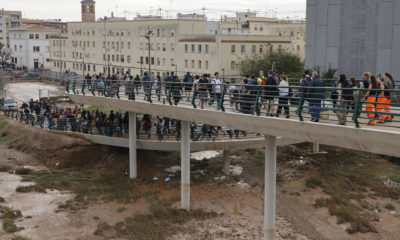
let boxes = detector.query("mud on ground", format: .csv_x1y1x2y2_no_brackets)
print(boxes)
0,114,400,240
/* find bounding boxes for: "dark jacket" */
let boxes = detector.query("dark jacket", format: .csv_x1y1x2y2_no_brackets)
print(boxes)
308,77,325,101
264,76,278,96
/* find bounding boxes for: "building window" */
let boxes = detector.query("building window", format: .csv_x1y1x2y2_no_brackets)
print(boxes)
259,45,263,53
231,61,235,70
29,34,34,39
170,29,175,37
45,34,49,39
191,60,195,68
191,44,195,53
93,65,96,72
205,44,209,53
157,58,160,65
35,34,39,39
145,57,149,64
198,45,202,53
185,44,188,52
151,57,154,65
121,55,125,63
252,45,256,53
112,55,115,61
33,46,40,52
241,45,245,54
198,60,202,69
93,41,95,47
231,45,236,53
127,55,131,63
171,43,174,52
205,60,209,70
185,60,188,68
128,42,131,49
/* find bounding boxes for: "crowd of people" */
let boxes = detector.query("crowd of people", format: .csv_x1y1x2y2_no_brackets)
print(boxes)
68,69,397,126
10,99,246,141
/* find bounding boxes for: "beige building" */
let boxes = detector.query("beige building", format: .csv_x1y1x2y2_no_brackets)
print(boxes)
0,9,22,48
49,2,305,82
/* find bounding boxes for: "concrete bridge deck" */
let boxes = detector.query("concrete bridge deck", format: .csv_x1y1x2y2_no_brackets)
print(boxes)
68,89,400,240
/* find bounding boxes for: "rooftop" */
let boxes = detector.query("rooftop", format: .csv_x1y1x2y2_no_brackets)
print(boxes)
8,24,59,32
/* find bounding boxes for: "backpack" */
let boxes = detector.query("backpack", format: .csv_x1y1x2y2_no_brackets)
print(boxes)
342,82,354,100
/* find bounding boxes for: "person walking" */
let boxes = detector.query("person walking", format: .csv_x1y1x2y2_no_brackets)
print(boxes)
276,75,290,118
362,75,380,125
210,72,223,110
377,74,390,124
155,75,162,101
336,74,353,125
197,74,209,109
183,72,193,102
308,72,325,122
263,71,279,116
383,73,396,122
134,75,141,95
172,76,182,106
142,72,151,100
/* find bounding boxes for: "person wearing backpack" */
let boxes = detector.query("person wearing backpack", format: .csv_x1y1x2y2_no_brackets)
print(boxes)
336,74,352,125
263,71,279,116
183,72,193,102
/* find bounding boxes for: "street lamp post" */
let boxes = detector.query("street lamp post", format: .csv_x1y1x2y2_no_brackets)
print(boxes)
103,16,108,76
59,31,62,84
145,26,153,79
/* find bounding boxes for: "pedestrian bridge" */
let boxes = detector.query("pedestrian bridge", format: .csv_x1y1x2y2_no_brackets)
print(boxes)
67,79,400,240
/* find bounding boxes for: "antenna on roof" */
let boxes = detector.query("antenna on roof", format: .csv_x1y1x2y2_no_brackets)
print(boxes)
201,7,206,16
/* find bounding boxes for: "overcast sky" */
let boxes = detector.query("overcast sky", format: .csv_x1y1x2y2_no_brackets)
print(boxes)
4,0,306,22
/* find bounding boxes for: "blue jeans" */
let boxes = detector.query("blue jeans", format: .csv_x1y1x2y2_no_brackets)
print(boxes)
309,101,322,120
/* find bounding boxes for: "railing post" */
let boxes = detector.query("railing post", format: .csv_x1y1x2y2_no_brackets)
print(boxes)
129,84,135,101
352,89,361,128
167,89,172,105
72,79,76,94
296,89,305,121
254,89,261,116
191,85,197,109
66,79,70,93
91,81,95,96
219,85,226,112
103,81,107,97
147,83,153,103
82,78,86,95
116,84,120,99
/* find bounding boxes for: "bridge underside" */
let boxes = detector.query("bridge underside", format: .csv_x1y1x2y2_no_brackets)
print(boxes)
70,94,400,158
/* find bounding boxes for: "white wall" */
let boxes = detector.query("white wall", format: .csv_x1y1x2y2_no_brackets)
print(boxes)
10,30,54,69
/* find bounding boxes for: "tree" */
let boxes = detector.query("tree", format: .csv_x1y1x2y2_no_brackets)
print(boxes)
0,42,11,69
240,50,304,77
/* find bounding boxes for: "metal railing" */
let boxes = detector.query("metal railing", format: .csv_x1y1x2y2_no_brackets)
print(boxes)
2,109,254,141
66,77,400,129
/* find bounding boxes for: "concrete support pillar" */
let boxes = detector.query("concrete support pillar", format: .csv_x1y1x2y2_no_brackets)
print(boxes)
181,121,191,210
129,112,137,179
264,135,277,240
312,142,320,153
223,150,231,175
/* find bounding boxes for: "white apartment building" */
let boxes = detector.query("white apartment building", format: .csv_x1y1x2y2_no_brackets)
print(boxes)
9,25,58,69
49,1,305,81
0,9,22,48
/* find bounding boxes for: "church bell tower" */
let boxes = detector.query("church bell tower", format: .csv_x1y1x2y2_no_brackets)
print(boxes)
81,0,96,22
